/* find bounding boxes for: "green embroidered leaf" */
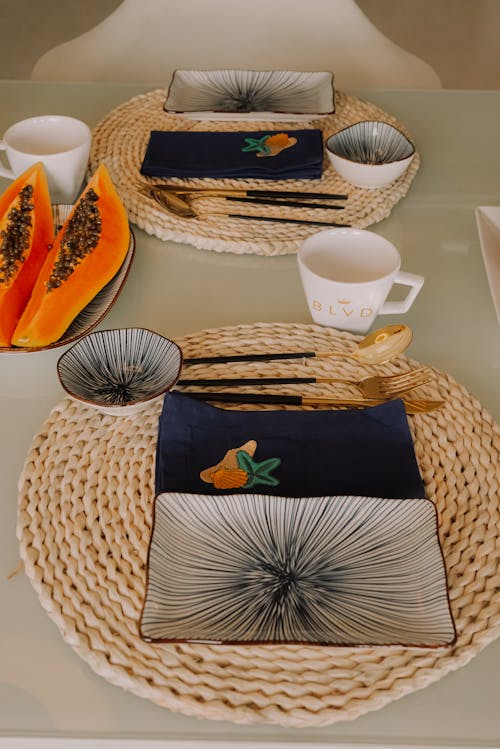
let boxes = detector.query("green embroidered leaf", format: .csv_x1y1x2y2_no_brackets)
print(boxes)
245,472,280,488
236,450,254,472
254,456,282,476
237,451,281,488
241,136,271,154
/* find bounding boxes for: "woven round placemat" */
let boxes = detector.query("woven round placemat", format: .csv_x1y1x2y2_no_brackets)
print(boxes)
89,89,420,255
17,322,499,727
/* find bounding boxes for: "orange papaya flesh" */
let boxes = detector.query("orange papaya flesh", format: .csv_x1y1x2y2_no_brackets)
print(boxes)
0,163,54,346
12,164,129,348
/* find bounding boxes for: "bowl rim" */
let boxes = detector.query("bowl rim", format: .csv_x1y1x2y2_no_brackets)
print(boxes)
326,119,415,163
56,326,184,410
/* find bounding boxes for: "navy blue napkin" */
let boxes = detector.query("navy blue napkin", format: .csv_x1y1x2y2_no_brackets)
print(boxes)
140,129,324,180
155,392,425,499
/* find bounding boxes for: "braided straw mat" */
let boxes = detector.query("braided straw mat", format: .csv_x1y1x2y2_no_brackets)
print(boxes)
89,89,420,255
17,323,499,727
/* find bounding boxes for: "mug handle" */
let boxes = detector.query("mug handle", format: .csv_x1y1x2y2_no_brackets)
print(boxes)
379,271,424,314
0,141,15,179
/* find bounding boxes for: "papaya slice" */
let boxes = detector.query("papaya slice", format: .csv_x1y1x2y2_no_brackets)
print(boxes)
12,164,130,348
0,163,54,346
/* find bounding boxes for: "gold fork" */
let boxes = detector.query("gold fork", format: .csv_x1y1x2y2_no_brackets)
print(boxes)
177,367,434,399
181,391,444,414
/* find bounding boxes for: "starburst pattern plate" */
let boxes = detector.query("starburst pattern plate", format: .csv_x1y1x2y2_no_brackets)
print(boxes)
140,492,456,647
164,69,335,121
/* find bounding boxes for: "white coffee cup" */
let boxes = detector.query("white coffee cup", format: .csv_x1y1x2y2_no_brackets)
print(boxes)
297,228,424,334
0,115,91,203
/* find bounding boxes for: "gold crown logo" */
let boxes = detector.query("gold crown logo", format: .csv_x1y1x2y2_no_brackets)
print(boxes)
338,299,351,305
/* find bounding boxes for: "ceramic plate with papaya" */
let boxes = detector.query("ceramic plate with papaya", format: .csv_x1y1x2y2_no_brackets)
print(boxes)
0,163,134,353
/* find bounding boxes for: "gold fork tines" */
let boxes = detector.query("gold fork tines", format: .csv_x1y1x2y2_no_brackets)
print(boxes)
322,367,434,399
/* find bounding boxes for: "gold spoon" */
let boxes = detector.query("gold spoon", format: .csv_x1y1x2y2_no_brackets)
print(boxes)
352,324,414,365
183,324,413,367
152,190,196,217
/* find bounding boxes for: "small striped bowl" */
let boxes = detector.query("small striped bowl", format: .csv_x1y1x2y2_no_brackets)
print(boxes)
326,120,415,188
57,327,182,416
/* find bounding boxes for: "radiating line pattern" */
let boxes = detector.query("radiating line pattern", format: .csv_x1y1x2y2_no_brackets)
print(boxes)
57,328,182,407
328,121,415,164
140,493,456,647
165,70,335,115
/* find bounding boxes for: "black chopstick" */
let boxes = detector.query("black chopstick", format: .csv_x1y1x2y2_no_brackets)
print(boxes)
178,391,305,405
226,196,344,210
245,190,347,200
178,376,317,386
183,351,318,365
226,214,350,227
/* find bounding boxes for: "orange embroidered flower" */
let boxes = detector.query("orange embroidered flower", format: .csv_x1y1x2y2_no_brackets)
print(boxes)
212,467,248,489
266,133,290,148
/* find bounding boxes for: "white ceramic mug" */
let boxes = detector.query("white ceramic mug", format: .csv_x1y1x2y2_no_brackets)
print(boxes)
297,228,424,334
0,115,91,203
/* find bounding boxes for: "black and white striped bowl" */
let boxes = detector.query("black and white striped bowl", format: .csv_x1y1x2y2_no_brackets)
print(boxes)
57,327,183,416
140,492,456,647
326,120,415,188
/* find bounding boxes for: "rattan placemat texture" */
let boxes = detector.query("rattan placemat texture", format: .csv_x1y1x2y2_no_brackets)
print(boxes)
89,89,420,255
17,323,499,727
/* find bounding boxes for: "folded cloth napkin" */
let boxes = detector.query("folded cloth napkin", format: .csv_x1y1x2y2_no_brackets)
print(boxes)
155,392,425,499
140,129,324,180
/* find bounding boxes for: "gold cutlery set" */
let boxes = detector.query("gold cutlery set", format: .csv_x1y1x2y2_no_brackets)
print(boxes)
176,324,442,414
139,182,350,227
